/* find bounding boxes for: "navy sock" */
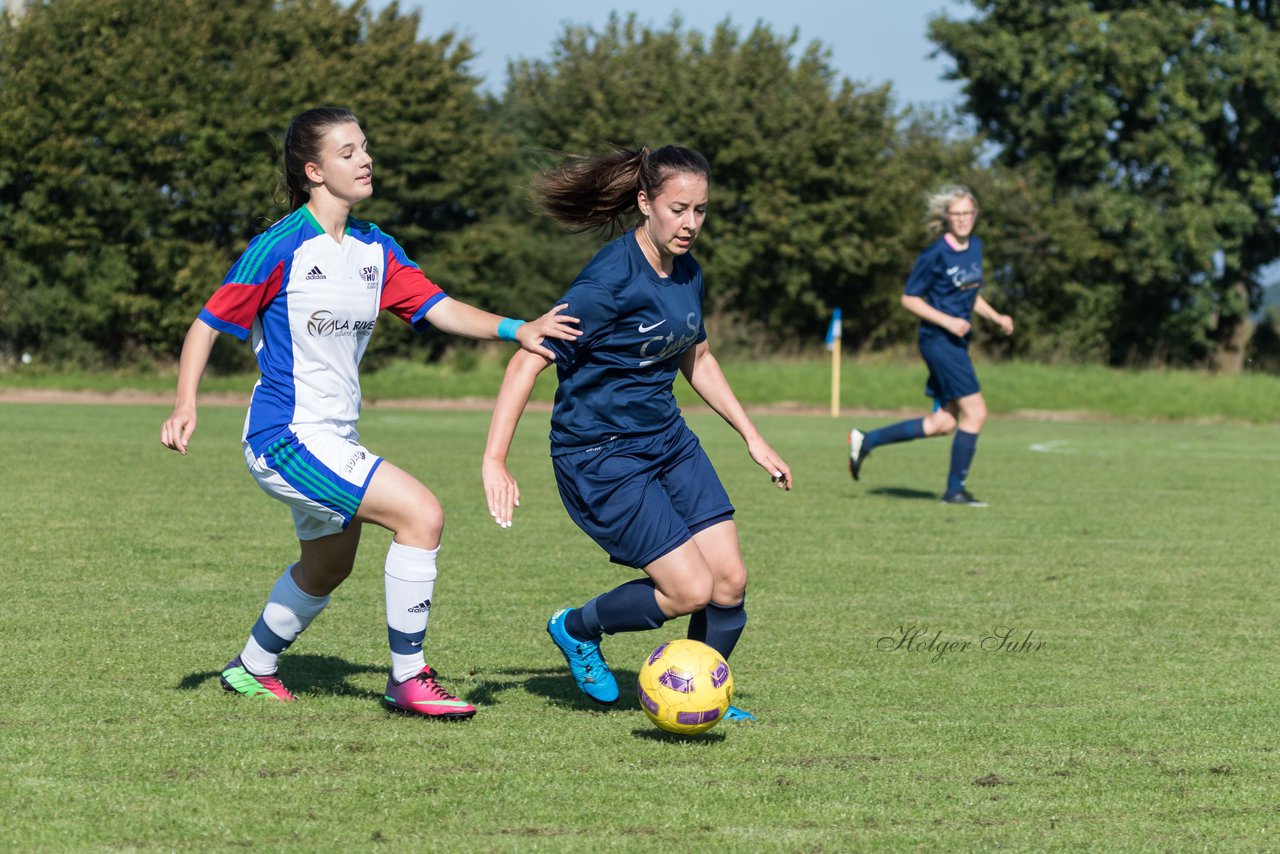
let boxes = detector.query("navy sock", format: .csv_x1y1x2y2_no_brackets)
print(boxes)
687,599,748,659
864,417,925,453
563,607,592,641
946,429,979,494
570,578,667,640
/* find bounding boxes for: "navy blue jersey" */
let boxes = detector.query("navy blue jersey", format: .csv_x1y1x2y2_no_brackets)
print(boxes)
904,236,984,340
542,230,707,454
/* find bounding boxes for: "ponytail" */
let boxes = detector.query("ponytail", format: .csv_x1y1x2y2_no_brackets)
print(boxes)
532,145,710,235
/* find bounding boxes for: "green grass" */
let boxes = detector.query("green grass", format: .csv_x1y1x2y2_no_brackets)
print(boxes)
4,353,1280,422
2,400,1279,849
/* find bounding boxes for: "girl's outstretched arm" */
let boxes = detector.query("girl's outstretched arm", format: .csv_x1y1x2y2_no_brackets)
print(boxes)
424,299,580,360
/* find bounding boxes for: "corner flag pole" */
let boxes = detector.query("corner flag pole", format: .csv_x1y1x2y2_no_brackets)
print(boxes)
826,308,842,417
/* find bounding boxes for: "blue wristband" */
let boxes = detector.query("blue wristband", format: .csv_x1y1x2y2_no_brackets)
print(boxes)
497,318,526,341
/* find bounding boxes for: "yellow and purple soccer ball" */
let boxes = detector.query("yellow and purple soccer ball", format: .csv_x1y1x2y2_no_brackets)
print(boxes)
636,639,733,735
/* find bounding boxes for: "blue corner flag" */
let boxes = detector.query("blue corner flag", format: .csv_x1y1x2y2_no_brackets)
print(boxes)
825,308,842,351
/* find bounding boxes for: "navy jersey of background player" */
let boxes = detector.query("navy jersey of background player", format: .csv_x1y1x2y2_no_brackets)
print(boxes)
542,230,706,453
905,235,985,339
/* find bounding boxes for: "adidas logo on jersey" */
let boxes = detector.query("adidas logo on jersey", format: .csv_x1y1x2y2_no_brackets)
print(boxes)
408,599,432,614
305,266,326,280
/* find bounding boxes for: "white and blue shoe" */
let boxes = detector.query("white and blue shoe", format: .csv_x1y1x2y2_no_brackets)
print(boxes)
547,608,619,705
848,428,867,481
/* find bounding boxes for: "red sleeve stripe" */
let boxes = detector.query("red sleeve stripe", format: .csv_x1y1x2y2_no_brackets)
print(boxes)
201,263,284,339
381,254,446,330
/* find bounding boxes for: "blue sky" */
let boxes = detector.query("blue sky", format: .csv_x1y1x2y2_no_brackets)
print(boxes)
379,1,968,109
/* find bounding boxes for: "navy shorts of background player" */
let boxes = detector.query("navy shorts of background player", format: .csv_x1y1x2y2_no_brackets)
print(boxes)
911,235,985,405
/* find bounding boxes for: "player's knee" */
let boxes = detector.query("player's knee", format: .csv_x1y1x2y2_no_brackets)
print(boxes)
294,558,355,595
927,411,957,436
398,498,445,547
714,565,747,604
961,405,987,431
666,573,715,616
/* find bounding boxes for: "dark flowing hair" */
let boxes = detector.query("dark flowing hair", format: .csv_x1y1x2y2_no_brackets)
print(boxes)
531,145,711,235
280,106,360,212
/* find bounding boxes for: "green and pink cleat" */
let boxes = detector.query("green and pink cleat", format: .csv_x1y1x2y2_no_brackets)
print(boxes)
219,656,296,702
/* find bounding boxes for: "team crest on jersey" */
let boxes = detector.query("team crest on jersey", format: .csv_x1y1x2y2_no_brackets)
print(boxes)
307,309,375,338
360,265,379,288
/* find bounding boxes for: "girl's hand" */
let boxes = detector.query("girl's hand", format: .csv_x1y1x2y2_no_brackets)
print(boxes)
948,317,972,338
160,405,198,455
747,437,792,491
482,457,521,528
995,313,1014,336
515,304,581,360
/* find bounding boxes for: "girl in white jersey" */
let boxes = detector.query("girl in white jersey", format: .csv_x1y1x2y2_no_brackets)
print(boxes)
160,106,580,718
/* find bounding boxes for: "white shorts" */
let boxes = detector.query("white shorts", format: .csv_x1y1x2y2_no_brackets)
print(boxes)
244,425,383,541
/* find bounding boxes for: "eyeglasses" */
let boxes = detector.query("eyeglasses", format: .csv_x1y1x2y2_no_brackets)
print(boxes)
948,210,976,219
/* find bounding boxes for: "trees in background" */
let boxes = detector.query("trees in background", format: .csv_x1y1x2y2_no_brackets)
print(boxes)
502,14,973,351
932,0,1280,369
0,0,502,368
2,2,1278,371
1,5,955,366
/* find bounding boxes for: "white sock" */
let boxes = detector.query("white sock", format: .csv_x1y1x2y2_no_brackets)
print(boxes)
240,565,329,676
385,541,439,683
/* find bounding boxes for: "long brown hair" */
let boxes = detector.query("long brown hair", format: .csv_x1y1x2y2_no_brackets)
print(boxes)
280,107,360,212
532,145,711,235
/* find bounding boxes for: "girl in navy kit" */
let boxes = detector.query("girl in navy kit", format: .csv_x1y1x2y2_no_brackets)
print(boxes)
160,106,580,717
847,185,1013,506
481,145,791,722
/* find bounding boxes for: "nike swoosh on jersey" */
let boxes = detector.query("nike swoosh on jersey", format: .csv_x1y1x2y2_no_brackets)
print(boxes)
638,320,666,333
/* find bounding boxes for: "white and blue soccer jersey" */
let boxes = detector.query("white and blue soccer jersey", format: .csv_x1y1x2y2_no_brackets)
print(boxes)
199,207,447,454
541,230,707,454
904,235,984,341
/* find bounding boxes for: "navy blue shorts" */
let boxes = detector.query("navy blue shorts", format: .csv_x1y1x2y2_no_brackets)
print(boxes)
552,422,735,569
919,332,981,405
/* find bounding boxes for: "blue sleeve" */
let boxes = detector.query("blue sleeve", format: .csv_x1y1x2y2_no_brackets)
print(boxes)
542,279,617,365
904,243,938,297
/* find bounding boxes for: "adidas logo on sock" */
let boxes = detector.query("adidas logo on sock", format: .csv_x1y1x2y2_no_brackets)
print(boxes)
305,266,326,280
408,599,431,614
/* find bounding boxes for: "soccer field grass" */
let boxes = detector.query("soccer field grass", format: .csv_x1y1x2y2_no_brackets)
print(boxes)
2,402,1278,850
